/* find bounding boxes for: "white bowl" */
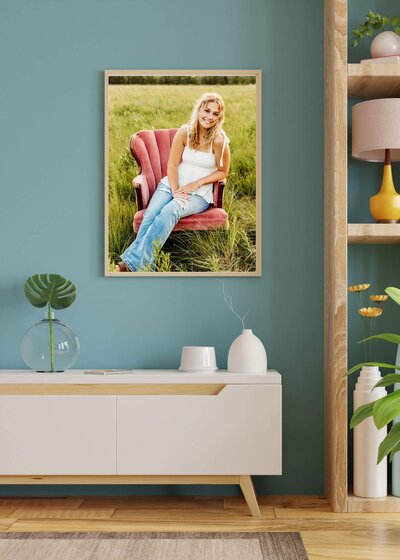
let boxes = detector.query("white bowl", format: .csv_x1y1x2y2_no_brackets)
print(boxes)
179,346,218,373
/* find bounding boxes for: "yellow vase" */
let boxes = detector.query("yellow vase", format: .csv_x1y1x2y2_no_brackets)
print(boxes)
370,164,400,223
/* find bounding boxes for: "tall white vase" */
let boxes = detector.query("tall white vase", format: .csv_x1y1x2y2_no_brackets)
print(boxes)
227,329,267,373
392,346,400,497
353,366,387,498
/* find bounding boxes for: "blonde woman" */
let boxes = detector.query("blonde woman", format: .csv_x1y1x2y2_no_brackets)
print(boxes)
116,92,230,272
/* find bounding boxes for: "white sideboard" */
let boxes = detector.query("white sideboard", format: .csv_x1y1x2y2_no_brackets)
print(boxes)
0,370,282,516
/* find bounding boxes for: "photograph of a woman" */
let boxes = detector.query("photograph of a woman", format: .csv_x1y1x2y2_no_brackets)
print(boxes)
116,93,230,272
105,71,260,276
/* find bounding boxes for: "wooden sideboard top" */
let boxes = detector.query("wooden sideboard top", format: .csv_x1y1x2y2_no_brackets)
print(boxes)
0,370,281,385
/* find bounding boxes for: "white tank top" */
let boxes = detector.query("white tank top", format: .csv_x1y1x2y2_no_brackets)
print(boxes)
161,126,229,204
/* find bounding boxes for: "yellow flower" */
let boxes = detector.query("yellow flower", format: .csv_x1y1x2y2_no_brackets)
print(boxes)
370,295,388,302
348,284,370,292
358,307,383,318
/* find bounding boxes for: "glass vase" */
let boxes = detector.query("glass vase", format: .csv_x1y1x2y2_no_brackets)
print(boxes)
21,312,80,372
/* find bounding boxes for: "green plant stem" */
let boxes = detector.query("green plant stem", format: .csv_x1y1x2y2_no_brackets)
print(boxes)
359,292,366,362
48,303,54,372
375,302,381,359
369,318,372,363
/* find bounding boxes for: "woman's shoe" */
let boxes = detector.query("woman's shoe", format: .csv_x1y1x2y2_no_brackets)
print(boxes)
115,261,128,272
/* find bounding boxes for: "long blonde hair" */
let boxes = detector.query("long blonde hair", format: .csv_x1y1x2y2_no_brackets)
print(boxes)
187,93,225,150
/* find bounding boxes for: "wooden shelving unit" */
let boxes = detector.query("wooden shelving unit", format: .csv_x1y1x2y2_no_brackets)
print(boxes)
325,0,400,513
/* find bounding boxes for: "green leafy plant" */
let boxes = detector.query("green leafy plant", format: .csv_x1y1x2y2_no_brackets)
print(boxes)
352,11,400,47
24,274,77,372
348,286,400,464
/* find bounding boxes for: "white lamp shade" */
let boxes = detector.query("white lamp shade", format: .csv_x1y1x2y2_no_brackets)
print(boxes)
352,98,400,162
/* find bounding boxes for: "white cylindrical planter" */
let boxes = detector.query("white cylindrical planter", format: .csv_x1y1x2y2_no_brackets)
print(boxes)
353,366,387,498
227,329,267,373
392,346,400,497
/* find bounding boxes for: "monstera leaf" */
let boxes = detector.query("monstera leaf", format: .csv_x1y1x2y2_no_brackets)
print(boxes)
24,274,76,310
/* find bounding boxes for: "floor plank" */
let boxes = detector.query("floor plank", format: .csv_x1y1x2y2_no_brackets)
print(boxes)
302,530,400,560
0,510,17,518
80,496,224,510
0,518,17,532
0,498,84,509
111,507,276,521
225,495,329,509
5,519,270,532
10,508,116,520
275,507,400,521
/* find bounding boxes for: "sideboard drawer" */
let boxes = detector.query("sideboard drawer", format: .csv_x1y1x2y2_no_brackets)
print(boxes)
0,396,116,474
117,384,281,475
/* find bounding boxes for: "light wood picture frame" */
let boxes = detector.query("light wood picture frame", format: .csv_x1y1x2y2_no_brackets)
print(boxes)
105,69,261,276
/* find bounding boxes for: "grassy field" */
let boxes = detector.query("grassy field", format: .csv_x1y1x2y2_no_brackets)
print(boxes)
107,84,257,272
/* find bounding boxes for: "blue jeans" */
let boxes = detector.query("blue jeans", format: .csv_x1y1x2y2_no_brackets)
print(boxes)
121,183,210,271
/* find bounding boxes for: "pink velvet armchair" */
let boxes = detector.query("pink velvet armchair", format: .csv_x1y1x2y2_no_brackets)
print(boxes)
130,129,229,232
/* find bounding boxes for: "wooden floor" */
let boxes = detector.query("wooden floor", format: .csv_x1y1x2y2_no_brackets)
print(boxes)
0,495,399,559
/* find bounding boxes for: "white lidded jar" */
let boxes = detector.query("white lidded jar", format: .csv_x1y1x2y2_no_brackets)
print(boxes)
353,366,387,498
227,329,267,373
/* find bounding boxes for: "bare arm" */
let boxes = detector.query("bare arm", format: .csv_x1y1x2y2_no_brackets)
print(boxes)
167,127,186,192
176,135,230,195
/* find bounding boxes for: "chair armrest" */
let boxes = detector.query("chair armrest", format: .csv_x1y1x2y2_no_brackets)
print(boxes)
213,179,226,208
132,174,150,210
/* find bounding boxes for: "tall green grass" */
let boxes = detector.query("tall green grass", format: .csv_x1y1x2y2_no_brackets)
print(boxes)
107,84,257,272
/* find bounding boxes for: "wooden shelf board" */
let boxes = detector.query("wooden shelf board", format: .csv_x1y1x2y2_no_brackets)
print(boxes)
348,223,400,244
348,64,400,99
348,493,400,513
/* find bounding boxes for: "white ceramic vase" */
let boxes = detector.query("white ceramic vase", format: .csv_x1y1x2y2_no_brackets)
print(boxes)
227,329,267,373
353,366,387,498
371,31,400,58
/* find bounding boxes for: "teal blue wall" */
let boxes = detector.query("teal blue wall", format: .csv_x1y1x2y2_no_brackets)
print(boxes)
0,0,324,496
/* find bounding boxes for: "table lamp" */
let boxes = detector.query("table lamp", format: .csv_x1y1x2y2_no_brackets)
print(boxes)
352,98,400,223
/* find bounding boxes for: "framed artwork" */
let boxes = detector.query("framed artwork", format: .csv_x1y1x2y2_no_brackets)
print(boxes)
104,69,261,276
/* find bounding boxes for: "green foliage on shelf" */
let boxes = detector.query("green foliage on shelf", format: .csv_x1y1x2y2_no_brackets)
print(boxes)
352,11,400,47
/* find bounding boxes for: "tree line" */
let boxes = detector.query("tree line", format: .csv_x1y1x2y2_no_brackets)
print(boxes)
108,75,256,86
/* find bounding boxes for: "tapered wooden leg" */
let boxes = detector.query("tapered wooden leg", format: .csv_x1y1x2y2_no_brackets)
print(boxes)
239,475,261,517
